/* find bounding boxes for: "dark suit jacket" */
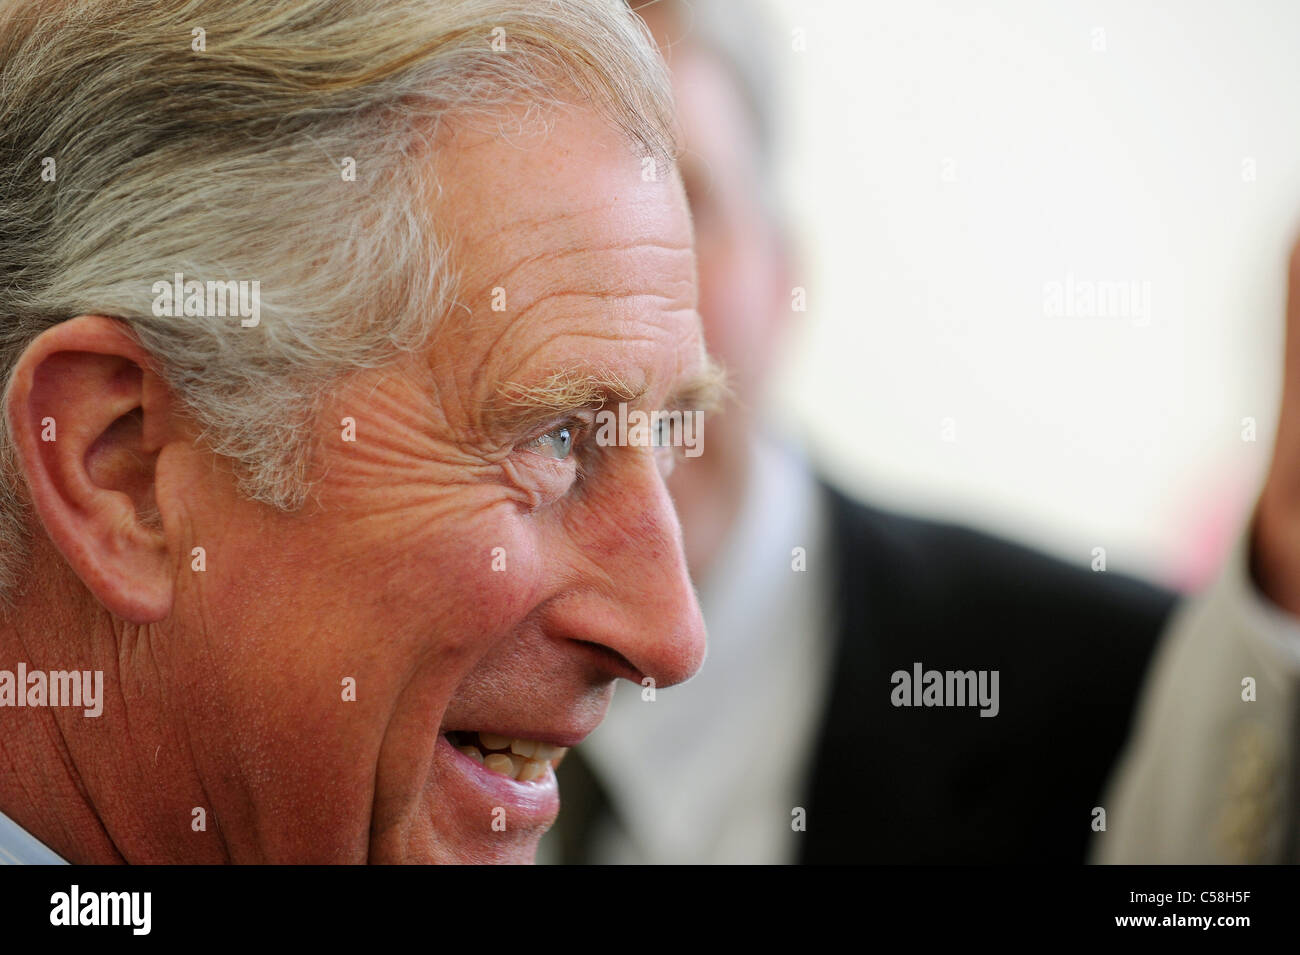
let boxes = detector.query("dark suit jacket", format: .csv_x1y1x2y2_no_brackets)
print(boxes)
555,483,1177,864
801,485,1176,863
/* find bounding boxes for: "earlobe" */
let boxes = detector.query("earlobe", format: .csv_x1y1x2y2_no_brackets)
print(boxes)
5,315,177,623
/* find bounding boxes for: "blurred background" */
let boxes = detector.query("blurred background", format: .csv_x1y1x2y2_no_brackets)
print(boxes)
753,0,1300,588
543,0,1300,866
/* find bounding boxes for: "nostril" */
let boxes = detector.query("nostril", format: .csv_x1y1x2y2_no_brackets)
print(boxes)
572,639,641,683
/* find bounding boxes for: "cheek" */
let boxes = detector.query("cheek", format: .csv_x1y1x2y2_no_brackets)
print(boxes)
352,500,549,669
187,486,551,704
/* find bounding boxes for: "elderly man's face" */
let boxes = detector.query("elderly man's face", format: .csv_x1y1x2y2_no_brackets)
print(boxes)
169,106,708,863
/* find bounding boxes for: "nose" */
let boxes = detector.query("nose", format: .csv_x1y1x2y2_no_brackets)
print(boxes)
551,447,707,689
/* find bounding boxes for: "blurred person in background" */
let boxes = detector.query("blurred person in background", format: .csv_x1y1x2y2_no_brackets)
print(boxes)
548,0,1300,865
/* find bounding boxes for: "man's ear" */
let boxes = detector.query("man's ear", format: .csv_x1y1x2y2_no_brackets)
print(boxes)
5,315,177,623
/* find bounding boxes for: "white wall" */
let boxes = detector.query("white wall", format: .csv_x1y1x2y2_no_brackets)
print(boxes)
764,0,1300,585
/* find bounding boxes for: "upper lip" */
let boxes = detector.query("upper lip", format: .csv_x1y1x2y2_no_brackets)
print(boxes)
440,725,596,750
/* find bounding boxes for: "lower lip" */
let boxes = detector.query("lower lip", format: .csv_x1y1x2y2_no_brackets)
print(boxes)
434,733,561,828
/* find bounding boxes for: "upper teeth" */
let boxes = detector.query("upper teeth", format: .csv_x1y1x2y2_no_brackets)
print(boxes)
450,731,566,784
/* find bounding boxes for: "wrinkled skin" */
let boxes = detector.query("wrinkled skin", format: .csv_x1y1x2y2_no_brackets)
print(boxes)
0,105,709,863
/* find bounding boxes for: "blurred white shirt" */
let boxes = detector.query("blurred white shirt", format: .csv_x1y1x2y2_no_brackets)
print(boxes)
0,808,67,865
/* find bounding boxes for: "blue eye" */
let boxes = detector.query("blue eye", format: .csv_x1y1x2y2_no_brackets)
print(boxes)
529,425,574,461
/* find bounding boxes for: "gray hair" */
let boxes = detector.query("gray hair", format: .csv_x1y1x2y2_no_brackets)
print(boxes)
0,0,678,598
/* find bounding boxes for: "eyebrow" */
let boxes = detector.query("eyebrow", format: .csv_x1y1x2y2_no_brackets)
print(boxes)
488,358,730,435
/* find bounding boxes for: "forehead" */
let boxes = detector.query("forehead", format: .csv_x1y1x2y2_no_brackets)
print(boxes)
427,104,702,401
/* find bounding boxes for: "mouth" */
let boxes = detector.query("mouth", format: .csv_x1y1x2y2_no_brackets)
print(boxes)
443,730,568,784
429,722,587,843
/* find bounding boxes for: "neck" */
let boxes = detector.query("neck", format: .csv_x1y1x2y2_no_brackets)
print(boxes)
0,550,212,863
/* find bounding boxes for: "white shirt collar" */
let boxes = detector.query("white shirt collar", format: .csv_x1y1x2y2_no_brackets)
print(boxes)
0,808,69,864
